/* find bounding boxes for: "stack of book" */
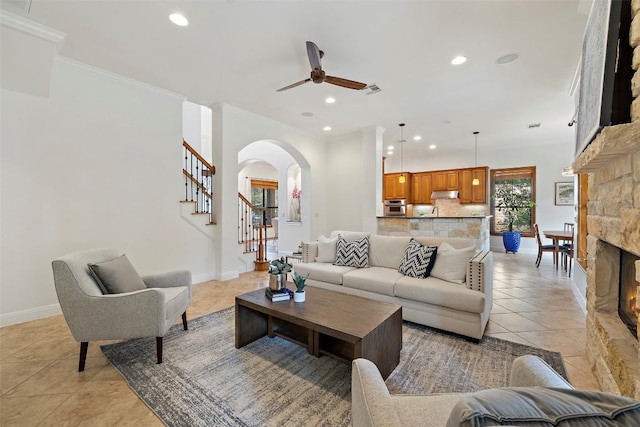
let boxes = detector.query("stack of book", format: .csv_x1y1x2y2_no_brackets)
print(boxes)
265,288,291,302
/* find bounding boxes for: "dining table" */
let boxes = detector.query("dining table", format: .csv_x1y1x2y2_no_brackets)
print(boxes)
543,230,574,270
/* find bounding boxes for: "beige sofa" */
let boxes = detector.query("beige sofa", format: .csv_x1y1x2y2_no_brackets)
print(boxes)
294,232,493,340
352,356,640,426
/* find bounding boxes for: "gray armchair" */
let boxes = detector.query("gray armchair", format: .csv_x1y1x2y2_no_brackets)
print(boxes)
52,248,192,371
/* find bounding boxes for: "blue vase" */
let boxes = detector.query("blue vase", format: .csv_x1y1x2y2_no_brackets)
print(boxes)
502,231,521,253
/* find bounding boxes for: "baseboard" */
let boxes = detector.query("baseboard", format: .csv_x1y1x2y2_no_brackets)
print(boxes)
192,272,216,284
218,270,239,281
0,303,62,327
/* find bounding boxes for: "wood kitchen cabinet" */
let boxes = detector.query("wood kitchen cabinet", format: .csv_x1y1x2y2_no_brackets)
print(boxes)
458,167,488,204
432,170,458,191
384,173,412,200
411,173,433,204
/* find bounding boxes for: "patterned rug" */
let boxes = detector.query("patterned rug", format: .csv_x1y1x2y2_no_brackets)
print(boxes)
101,307,567,427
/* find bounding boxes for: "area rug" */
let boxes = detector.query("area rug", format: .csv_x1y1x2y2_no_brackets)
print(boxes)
102,307,567,427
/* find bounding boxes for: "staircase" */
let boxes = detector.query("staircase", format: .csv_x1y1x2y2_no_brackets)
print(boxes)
238,193,270,271
181,140,215,225
180,139,269,271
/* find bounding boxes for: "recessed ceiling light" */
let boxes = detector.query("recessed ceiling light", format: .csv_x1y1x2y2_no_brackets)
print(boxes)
387,151,393,155
496,53,519,64
451,56,467,65
388,145,394,150
413,135,422,141
301,112,314,117
169,13,189,26
325,97,336,104
442,120,452,124
429,144,437,150
323,126,332,131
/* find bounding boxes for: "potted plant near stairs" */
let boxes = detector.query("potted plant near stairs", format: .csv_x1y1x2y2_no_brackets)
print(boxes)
269,257,292,291
292,272,308,302
492,182,536,253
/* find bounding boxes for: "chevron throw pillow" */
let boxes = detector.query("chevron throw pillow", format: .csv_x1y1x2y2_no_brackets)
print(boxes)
334,235,370,268
398,238,438,278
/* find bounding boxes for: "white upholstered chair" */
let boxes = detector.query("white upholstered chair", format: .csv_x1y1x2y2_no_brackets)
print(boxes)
52,248,192,371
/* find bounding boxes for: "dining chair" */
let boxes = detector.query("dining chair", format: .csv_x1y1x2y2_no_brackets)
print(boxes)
561,222,575,269
562,243,574,277
534,224,556,268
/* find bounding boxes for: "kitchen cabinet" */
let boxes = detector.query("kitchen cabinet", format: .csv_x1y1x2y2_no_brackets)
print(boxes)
458,167,488,204
411,173,433,204
432,171,458,191
384,172,412,200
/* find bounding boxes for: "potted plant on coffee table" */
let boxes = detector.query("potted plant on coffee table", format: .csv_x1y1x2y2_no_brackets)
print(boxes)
269,257,292,291
292,272,308,302
492,182,536,254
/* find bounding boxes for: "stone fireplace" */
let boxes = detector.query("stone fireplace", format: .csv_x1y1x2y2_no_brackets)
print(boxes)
574,124,640,398
571,0,640,398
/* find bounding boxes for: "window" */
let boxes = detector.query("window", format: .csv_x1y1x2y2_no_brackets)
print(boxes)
490,167,536,237
250,179,278,227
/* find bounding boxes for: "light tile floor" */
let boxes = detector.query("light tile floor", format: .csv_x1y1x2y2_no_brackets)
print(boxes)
0,252,599,425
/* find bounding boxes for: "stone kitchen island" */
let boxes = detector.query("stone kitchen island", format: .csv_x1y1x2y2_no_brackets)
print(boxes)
377,216,491,251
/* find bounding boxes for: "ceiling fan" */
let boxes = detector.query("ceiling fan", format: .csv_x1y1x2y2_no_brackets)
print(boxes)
276,41,368,92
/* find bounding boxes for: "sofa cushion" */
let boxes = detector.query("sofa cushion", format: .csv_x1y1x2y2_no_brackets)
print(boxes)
446,386,640,427
293,262,356,285
430,242,476,284
413,236,474,250
342,267,401,296
316,234,338,263
88,254,147,294
395,276,485,313
329,231,371,242
334,235,370,268
369,235,411,269
398,239,438,278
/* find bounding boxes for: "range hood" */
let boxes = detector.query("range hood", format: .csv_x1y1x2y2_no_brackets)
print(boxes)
430,190,459,200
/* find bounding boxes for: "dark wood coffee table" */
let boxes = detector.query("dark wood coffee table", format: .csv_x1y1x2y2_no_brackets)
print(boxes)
235,286,402,379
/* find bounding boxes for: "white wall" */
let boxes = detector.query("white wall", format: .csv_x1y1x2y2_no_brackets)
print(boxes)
211,104,328,280
0,58,215,325
238,142,306,254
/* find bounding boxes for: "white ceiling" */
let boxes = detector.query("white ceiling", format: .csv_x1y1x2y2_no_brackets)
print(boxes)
2,0,591,159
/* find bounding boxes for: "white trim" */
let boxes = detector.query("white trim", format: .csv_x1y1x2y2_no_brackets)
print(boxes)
218,270,240,281
55,56,187,101
192,272,216,285
0,303,62,327
0,9,66,44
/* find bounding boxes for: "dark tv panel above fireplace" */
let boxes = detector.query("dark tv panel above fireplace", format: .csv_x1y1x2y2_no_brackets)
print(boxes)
576,0,633,156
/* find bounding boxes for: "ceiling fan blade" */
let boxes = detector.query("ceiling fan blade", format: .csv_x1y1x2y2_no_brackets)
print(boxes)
306,41,322,70
276,78,312,92
324,75,367,90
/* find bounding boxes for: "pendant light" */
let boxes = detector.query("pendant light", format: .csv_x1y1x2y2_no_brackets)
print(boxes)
472,131,480,186
398,123,406,183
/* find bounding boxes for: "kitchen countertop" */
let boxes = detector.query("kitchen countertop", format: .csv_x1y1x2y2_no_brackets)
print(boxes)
377,216,491,219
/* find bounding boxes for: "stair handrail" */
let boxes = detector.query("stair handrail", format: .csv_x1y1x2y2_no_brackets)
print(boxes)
182,140,215,224
238,192,269,270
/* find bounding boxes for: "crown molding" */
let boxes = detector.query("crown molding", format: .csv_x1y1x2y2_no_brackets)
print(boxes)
0,9,66,44
55,56,187,101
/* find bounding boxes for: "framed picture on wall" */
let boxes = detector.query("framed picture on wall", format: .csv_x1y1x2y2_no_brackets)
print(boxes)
555,182,575,206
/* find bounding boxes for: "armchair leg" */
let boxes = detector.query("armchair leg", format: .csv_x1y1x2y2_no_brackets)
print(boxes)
79,342,89,372
156,337,163,364
182,312,188,330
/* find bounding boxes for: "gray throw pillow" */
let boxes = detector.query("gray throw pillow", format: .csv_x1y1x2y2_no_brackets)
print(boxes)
88,254,147,294
446,386,640,427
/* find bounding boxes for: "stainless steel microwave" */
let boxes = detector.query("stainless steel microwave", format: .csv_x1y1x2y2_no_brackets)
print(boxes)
384,199,406,216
